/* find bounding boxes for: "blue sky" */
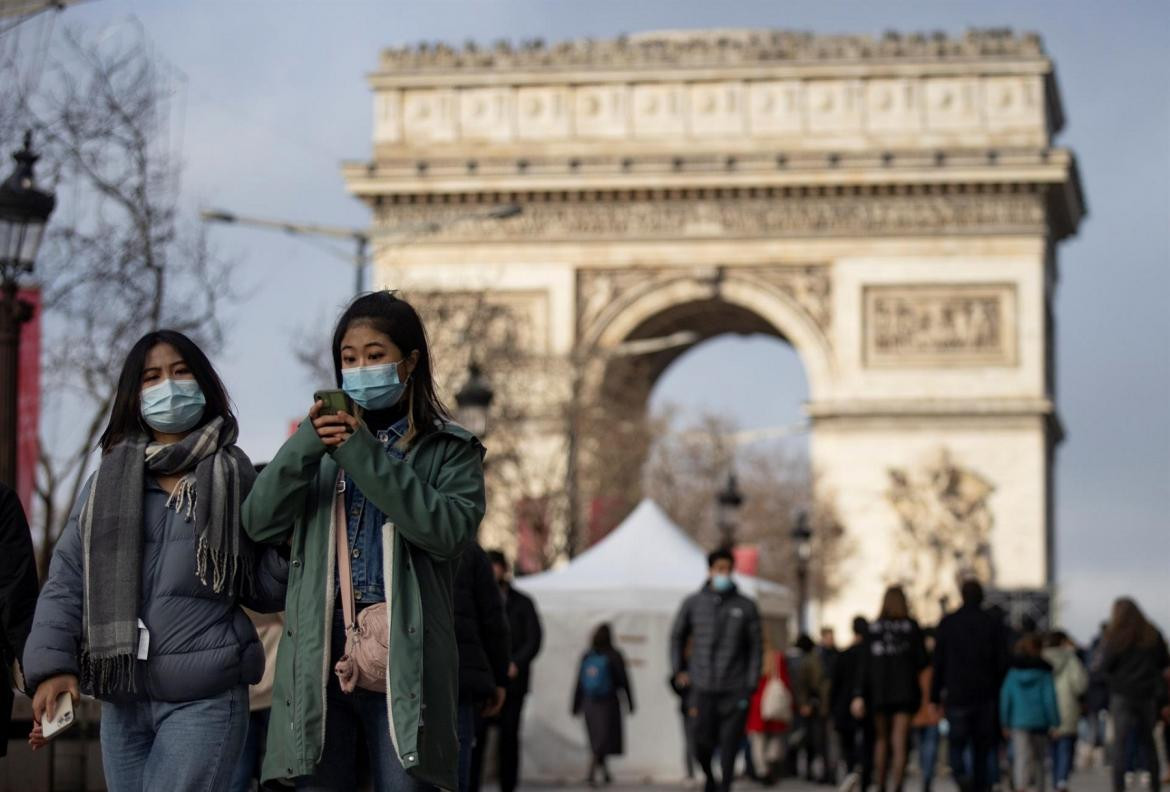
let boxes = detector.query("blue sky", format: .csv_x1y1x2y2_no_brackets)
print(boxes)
18,0,1169,640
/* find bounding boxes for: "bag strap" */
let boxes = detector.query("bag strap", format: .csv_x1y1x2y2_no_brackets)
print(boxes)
334,474,356,632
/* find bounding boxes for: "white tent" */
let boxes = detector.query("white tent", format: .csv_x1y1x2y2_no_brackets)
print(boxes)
513,499,794,784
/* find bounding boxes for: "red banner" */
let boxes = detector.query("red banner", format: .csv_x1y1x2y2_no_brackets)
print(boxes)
17,288,40,516
733,544,759,577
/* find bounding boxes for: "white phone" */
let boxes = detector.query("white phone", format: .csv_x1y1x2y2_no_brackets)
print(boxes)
41,692,76,740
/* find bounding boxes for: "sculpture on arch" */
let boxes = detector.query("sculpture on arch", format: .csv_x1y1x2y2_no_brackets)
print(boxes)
886,449,996,621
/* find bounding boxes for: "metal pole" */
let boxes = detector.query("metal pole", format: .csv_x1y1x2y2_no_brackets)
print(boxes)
354,235,367,295
796,563,809,634
0,278,23,490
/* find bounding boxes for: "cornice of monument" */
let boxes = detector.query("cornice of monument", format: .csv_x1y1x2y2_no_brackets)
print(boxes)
376,28,1048,75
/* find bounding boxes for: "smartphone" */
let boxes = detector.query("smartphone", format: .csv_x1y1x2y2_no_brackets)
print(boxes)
313,389,354,417
41,692,76,740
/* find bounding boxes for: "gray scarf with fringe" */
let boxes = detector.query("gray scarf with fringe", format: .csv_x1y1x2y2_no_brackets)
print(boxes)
79,416,256,695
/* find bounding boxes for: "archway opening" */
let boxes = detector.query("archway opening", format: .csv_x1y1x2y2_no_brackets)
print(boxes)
578,298,826,590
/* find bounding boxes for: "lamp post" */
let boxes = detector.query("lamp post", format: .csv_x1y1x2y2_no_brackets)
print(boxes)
715,472,744,548
455,361,494,438
0,131,55,489
791,511,813,634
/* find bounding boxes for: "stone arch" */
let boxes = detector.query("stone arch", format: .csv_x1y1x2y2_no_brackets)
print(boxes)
581,268,835,404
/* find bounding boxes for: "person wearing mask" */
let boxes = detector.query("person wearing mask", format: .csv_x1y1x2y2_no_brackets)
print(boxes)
931,579,1009,792
671,547,763,792
572,623,635,786
454,542,511,792
1,482,38,761
471,550,543,792
851,585,928,792
1042,631,1088,792
23,330,288,790
793,633,829,783
243,292,486,792
912,629,941,792
834,617,873,792
1099,597,1170,792
1000,634,1059,792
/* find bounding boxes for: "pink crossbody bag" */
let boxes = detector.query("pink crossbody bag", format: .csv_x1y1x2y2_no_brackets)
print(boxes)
332,477,389,693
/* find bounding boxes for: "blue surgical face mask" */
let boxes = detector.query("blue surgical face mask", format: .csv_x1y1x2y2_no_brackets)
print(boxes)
341,361,406,410
140,378,206,434
711,574,733,593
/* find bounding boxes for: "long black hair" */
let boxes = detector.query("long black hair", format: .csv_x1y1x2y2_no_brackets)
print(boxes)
331,291,449,446
98,330,233,453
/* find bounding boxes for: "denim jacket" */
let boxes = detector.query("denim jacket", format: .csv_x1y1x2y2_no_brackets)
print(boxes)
337,416,409,605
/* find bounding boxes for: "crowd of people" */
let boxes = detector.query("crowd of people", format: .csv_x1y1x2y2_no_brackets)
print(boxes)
610,554,1170,792
0,289,1165,792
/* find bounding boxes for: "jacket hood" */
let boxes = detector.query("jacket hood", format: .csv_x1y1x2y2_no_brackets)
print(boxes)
1042,646,1074,674
1008,665,1053,689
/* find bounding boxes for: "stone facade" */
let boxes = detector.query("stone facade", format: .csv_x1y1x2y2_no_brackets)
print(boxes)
345,28,1083,629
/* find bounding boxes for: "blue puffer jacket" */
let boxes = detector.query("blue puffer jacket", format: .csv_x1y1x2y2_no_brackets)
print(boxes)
24,476,288,702
1000,656,1060,732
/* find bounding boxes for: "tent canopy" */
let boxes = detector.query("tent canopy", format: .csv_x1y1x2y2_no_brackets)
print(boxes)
512,499,794,782
518,499,793,615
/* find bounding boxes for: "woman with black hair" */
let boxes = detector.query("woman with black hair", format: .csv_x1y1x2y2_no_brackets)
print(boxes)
851,585,928,792
1100,597,1170,792
243,291,486,792
572,623,634,786
23,330,288,792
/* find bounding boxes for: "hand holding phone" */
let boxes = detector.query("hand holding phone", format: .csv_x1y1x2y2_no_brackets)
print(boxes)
41,692,75,740
310,391,360,448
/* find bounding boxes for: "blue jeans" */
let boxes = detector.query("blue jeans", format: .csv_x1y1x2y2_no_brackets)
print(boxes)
229,708,270,792
1051,734,1076,789
100,685,249,792
457,703,477,792
916,724,940,791
296,612,434,792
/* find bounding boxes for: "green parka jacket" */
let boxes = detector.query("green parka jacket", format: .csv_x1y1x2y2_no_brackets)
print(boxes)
242,418,485,791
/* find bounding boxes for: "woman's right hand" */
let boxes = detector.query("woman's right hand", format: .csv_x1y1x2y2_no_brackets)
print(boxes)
29,674,79,749
310,401,360,448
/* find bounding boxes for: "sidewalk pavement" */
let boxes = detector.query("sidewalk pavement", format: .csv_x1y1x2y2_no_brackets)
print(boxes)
487,765,1118,792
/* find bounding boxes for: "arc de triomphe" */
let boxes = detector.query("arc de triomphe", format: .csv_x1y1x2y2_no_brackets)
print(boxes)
344,30,1084,628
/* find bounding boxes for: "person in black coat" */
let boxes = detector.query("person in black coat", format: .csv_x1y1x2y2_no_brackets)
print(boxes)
852,585,928,792
572,623,634,786
470,551,544,792
455,542,511,792
931,579,1009,792
0,482,38,759
1099,597,1170,792
833,616,874,792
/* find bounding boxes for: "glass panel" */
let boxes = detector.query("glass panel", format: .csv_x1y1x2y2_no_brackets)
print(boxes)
18,221,44,270
0,218,14,265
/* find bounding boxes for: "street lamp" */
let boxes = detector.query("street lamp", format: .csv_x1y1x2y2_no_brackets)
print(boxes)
715,472,744,548
791,511,813,634
455,361,494,438
0,131,55,488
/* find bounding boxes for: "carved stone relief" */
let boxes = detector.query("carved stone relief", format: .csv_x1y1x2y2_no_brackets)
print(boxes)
864,284,1017,367
886,449,996,623
575,264,832,347
378,193,1045,243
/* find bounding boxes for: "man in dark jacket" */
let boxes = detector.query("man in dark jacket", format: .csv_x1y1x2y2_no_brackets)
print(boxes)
470,551,543,792
931,579,1008,792
0,483,38,759
671,547,762,792
833,617,874,792
455,543,511,792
